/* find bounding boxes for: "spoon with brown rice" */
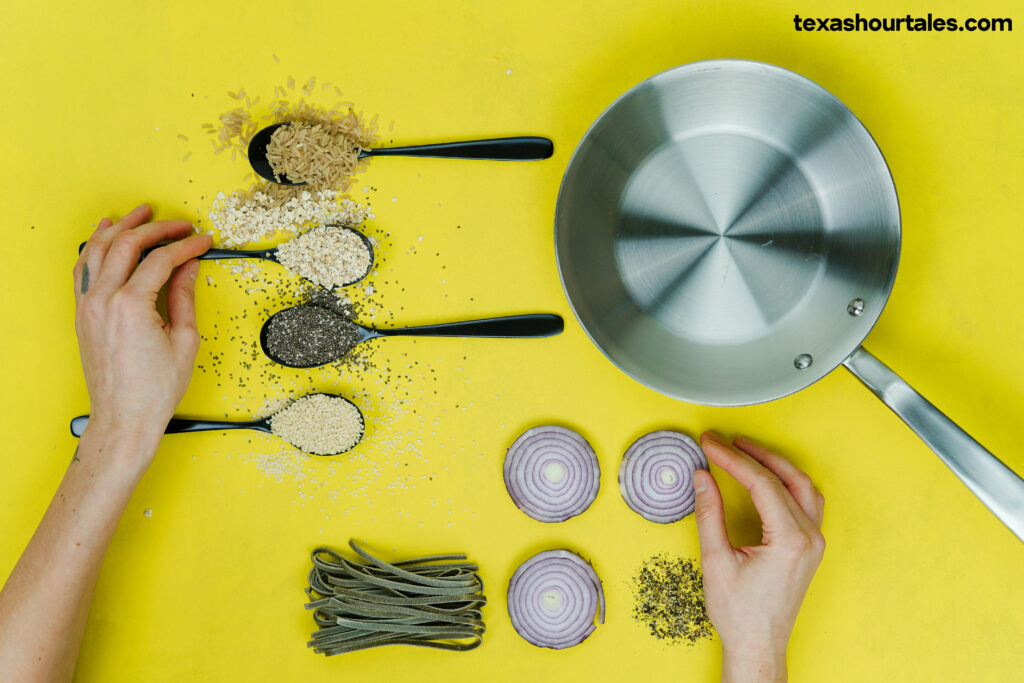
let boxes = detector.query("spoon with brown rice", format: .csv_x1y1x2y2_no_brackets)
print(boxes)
249,122,554,186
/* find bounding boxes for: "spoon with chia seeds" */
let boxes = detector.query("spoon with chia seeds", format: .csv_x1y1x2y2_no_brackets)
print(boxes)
260,305,564,369
249,122,554,186
76,224,374,290
70,393,364,456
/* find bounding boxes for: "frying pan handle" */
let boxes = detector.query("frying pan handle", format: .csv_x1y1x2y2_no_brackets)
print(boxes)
843,347,1024,542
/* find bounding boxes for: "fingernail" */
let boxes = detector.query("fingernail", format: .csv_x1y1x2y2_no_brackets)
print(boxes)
693,470,707,493
703,431,724,446
188,260,199,279
133,203,148,213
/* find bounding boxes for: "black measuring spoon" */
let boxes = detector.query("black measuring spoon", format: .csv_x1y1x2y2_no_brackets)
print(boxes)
77,225,374,289
260,309,564,368
69,393,364,456
248,122,554,186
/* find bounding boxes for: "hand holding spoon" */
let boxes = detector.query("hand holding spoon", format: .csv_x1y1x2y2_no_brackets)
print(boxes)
70,393,364,456
77,224,374,289
248,122,554,186
261,308,564,368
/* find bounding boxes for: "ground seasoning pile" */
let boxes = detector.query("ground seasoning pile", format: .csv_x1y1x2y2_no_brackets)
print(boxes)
276,224,373,288
266,305,363,367
270,393,364,455
632,554,713,645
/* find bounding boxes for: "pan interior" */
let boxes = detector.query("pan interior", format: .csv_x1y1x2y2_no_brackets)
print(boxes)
555,61,900,405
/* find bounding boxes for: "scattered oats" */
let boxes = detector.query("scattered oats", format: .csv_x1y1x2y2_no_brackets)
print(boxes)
208,186,372,248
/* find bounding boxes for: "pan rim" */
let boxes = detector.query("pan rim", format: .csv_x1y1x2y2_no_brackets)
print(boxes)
553,58,902,406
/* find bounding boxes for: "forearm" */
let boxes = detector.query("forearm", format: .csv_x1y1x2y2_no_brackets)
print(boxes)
722,645,788,683
0,424,158,682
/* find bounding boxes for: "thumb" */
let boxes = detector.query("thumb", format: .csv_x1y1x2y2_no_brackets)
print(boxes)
167,259,200,353
693,469,731,557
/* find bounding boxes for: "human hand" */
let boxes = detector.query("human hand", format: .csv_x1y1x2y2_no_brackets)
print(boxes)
693,432,825,683
73,204,212,466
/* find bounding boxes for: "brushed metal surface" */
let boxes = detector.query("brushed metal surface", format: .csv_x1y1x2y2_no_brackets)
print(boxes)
555,60,901,405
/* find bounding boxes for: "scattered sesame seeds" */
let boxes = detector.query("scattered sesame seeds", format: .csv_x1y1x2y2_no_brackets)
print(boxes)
271,394,364,455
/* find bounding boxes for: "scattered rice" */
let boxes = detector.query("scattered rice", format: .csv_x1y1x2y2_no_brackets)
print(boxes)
208,93,378,188
178,134,189,142
183,152,192,162
271,394,364,455
276,225,373,288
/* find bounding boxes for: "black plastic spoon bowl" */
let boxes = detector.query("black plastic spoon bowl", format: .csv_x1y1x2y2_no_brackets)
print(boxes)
260,309,564,368
69,393,364,456
248,122,554,186
77,225,374,289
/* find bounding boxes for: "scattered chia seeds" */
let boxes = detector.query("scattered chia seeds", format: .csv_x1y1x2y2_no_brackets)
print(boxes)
276,224,373,288
270,393,364,455
266,305,363,367
632,554,713,645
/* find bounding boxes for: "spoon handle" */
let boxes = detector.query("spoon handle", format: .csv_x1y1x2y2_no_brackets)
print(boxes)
77,243,273,262
366,137,553,161
375,314,563,338
197,248,276,261
70,415,266,437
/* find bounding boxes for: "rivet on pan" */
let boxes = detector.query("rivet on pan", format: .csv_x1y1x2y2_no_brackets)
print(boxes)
847,298,865,316
794,354,813,370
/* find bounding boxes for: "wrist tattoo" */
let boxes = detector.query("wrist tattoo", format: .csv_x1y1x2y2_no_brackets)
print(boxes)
81,263,90,294
71,446,80,464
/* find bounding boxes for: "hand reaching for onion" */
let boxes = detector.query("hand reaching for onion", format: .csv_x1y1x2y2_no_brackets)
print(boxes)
694,432,825,683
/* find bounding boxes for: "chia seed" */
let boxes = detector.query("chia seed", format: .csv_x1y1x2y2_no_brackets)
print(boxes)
266,305,362,367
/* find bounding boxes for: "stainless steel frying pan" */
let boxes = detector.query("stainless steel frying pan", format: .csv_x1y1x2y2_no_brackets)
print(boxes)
555,59,1024,541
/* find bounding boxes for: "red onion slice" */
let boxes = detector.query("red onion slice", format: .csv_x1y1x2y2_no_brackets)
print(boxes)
619,430,708,523
503,425,600,523
507,549,605,649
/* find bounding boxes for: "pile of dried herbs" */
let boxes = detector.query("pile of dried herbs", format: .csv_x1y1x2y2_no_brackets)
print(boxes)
632,554,713,645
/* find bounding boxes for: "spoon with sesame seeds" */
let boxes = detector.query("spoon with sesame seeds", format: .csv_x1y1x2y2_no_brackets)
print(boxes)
70,393,364,456
260,306,564,369
248,122,554,186
76,224,375,290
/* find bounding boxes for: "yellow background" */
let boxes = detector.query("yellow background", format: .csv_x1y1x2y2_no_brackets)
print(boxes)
2,0,1022,680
